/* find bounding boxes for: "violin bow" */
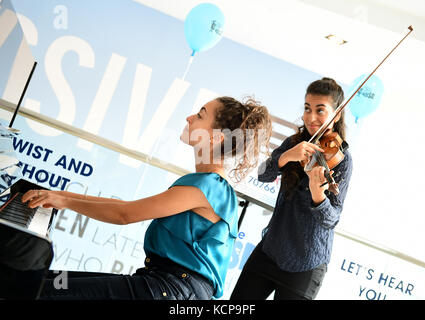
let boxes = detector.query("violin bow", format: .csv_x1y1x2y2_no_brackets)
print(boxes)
308,25,414,145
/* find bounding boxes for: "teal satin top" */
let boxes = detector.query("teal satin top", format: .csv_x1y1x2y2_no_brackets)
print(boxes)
143,172,238,298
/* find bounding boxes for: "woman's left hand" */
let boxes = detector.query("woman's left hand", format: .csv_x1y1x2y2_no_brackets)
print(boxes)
306,166,334,205
306,166,333,193
22,190,67,210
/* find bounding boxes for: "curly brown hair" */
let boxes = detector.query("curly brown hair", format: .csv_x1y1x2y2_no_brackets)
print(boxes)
214,96,272,182
281,77,346,196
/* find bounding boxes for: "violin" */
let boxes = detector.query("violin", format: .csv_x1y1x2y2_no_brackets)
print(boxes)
301,129,347,195
302,26,414,195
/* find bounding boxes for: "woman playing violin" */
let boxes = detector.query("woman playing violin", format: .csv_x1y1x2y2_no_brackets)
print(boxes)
231,77,353,300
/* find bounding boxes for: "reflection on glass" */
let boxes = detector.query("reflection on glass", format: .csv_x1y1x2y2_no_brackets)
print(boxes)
0,123,22,206
0,0,35,118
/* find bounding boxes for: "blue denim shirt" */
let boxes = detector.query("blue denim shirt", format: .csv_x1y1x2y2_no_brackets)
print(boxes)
258,137,353,272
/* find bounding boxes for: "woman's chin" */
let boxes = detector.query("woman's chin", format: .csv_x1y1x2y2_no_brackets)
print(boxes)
305,128,315,136
180,137,189,146
306,126,321,136
180,130,190,145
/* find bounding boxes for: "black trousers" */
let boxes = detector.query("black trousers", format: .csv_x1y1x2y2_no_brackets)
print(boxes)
230,241,327,300
39,254,214,300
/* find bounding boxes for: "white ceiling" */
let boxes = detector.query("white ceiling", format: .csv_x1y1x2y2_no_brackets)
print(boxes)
363,0,425,19
299,0,425,42
134,0,425,90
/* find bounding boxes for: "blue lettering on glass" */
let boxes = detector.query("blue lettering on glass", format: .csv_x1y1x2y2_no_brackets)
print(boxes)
54,155,93,176
239,242,255,270
10,136,97,190
12,137,53,162
229,235,256,270
228,241,242,269
359,286,387,300
246,175,277,194
21,163,70,190
340,258,415,299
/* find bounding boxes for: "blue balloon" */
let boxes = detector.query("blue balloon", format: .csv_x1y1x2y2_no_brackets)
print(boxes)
348,74,384,123
184,3,225,55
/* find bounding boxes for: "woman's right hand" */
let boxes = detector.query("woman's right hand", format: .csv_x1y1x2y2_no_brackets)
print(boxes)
278,141,324,168
22,189,67,210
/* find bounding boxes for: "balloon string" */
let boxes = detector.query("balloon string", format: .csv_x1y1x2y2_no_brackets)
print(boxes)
182,50,196,81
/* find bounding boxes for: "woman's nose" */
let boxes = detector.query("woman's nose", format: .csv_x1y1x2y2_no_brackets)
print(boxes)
186,114,195,123
305,113,316,122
